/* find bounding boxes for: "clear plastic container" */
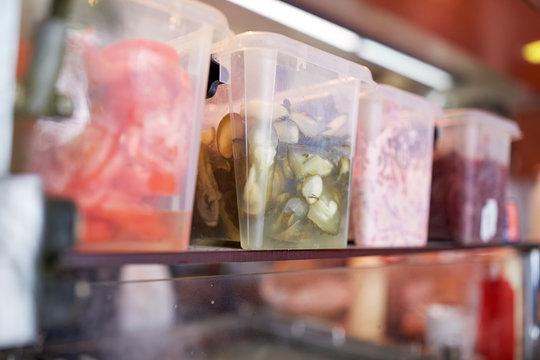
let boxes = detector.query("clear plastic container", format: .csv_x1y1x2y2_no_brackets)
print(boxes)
21,0,230,252
429,109,521,245
351,85,441,247
191,84,240,243
212,31,375,250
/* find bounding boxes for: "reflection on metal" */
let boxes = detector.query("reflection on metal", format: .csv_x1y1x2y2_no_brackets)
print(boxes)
522,247,539,360
226,0,454,91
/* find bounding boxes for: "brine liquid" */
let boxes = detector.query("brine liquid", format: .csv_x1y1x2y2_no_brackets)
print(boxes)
238,174,349,250
239,208,349,250
77,209,192,252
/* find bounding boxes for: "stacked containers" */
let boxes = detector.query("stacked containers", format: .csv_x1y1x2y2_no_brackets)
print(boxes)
212,32,375,249
351,85,442,247
20,0,230,252
429,109,521,245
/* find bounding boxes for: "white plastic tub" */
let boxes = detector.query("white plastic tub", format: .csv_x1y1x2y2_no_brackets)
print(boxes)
351,85,441,247
429,109,521,245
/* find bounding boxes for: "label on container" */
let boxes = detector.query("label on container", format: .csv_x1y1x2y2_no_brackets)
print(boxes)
480,199,498,243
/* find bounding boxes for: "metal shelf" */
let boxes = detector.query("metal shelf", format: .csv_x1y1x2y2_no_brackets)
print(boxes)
60,240,539,269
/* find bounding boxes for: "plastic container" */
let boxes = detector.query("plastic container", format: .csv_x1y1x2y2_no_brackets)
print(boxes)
21,0,230,252
191,83,240,243
429,109,521,245
350,85,441,247
212,31,375,250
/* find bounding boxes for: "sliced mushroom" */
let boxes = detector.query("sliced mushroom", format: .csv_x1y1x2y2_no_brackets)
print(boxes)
219,190,240,241
195,145,221,227
203,123,232,173
200,126,216,145
213,167,235,194
217,113,240,159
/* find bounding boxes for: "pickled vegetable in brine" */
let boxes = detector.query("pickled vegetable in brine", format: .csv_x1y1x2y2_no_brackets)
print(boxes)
235,99,353,249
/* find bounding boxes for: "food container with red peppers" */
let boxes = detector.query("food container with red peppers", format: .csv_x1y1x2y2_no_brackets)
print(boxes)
211,31,375,250
428,109,521,245
20,0,230,252
350,85,441,247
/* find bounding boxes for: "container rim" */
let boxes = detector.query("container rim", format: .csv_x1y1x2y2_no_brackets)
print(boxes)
377,84,444,115
135,0,231,44
213,31,374,83
439,108,522,140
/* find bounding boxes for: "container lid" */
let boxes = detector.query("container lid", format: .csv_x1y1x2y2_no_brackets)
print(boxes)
214,31,374,83
377,84,443,115
440,108,522,139
149,0,231,46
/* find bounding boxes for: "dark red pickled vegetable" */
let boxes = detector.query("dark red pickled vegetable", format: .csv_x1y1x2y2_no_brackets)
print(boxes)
429,152,507,244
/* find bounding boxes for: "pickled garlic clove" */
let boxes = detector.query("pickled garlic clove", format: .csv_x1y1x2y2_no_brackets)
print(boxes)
280,158,295,179
242,166,266,215
248,122,278,148
250,145,277,171
241,100,289,122
272,196,308,237
284,196,308,219
337,157,350,181
274,219,303,242
287,148,334,179
301,155,334,177
290,112,320,138
307,192,340,234
322,113,348,136
271,165,284,198
302,175,323,205
273,119,299,144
